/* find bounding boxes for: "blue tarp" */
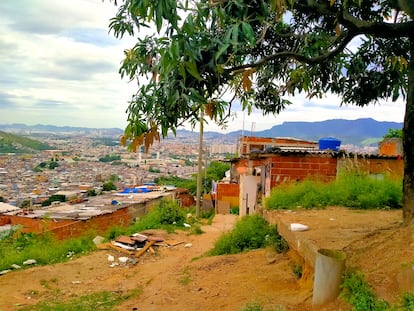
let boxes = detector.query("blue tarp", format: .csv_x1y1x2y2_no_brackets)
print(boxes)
119,187,151,194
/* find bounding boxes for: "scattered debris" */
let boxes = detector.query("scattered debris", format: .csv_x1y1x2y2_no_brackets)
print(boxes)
0,270,11,275
107,254,115,263
184,243,192,248
23,259,37,265
97,230,186,267
184,223,191,228
118,257,129,266
11,264,21,270
71,280,81,284
290,223,309,232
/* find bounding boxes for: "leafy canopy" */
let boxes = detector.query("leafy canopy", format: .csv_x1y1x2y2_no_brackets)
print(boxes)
108,0,413,150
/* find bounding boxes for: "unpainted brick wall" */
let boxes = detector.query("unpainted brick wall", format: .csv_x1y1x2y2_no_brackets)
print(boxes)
270,154,337,187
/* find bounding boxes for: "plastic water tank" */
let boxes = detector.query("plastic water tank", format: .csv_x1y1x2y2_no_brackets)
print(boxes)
319,138,341,151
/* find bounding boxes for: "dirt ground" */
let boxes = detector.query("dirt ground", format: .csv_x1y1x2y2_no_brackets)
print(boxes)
0,208,413,311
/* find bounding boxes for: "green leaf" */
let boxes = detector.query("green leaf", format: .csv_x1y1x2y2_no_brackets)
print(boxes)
215,43,230,61
241,22,255,45
231,24,239,46
185,61,202,81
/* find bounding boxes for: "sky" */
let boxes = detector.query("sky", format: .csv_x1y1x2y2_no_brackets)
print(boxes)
0,0,406,134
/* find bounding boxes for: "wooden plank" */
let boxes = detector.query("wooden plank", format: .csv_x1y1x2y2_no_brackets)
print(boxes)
135,240,156,258
95,242,111,250
109,243,134,256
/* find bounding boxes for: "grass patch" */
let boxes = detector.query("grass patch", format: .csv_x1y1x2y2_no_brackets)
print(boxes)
18,289,141,311
291,263,302,279
340,272,390,311
0,231,96,272
207,215,288,256
239,301,285,311
179,266,192,285
265,171,402,210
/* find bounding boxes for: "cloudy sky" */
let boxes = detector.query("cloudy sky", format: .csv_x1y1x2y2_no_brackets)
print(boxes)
0,0,406,133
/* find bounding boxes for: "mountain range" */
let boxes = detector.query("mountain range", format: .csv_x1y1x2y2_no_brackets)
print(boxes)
202,118,403,146
0,118,403,147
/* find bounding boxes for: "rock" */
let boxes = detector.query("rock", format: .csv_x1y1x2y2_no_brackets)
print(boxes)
0,270,11,275
23,259,37,265
11,264,21,269
184,243,192,248
93,235,105,245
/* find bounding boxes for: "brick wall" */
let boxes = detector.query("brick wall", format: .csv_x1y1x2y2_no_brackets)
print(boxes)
337,156,403,180
217,183,239,208
269,154,337,187
9,207,133,240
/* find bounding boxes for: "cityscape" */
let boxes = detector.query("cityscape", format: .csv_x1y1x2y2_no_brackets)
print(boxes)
0,130,237,207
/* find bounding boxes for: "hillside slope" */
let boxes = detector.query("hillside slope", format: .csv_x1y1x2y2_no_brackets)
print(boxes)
0,131,52,153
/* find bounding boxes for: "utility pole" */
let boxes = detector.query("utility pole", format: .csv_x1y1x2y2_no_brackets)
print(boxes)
196,109,204,218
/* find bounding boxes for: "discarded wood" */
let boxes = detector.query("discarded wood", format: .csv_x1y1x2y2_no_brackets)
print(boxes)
109,242,134,255
131,233,148,243
147,236,164,242
115,235,136,245
135,240,156,258
165,240,185,247
96,242,112,250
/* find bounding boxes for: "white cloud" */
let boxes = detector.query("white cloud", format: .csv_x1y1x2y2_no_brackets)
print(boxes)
0,0,406,132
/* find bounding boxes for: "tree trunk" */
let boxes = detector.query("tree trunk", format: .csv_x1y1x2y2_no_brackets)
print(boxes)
402,38,414,224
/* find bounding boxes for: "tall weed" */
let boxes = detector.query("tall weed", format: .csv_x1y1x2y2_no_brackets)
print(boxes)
340,272,390,311
265,172,402,210
208,215,288,256
0,231,95,271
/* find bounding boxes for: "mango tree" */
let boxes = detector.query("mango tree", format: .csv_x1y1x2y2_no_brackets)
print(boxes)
109,0,414,223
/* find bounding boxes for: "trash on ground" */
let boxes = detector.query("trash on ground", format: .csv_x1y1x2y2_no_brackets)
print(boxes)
290,223,309,232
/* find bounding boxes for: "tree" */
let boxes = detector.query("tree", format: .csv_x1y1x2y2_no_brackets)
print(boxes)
384,128,403,138
102,181,117,192
109,1,414,223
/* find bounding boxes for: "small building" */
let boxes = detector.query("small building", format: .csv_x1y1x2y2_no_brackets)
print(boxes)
378,137,403,157
1,191,174,240
217,136,404,216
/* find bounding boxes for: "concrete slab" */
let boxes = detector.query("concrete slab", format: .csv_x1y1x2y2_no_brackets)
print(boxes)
262,207,402,269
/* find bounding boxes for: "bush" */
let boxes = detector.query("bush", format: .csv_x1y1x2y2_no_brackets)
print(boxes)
402,292,414,311
208,215,288,256
340,272,389,311
126,199,186,234
265,172,402,210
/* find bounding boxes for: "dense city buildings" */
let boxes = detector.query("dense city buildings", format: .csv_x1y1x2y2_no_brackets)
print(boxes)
0,131,237,207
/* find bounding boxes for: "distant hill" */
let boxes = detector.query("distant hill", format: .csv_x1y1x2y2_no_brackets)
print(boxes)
252,118,403,145
0,131,53,153
0,123,123,137
177,118,403,146
0,118,403,147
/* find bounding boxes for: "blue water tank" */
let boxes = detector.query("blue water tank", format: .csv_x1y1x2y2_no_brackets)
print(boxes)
318,138,341,151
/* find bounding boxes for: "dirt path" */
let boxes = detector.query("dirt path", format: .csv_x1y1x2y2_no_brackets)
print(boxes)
0,214,312,311
0,210,413,311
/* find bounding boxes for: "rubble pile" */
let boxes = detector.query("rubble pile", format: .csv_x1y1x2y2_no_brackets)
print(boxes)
97,231,185,267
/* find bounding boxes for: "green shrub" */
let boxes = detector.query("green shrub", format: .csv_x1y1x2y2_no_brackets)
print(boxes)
402,292,414,311
208,215,287,256
265,172,402,210
340,272,390,311
127,199,186,234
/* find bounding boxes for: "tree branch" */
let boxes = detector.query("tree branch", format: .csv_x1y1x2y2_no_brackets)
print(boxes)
340,11,414,38
227,29,356,73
